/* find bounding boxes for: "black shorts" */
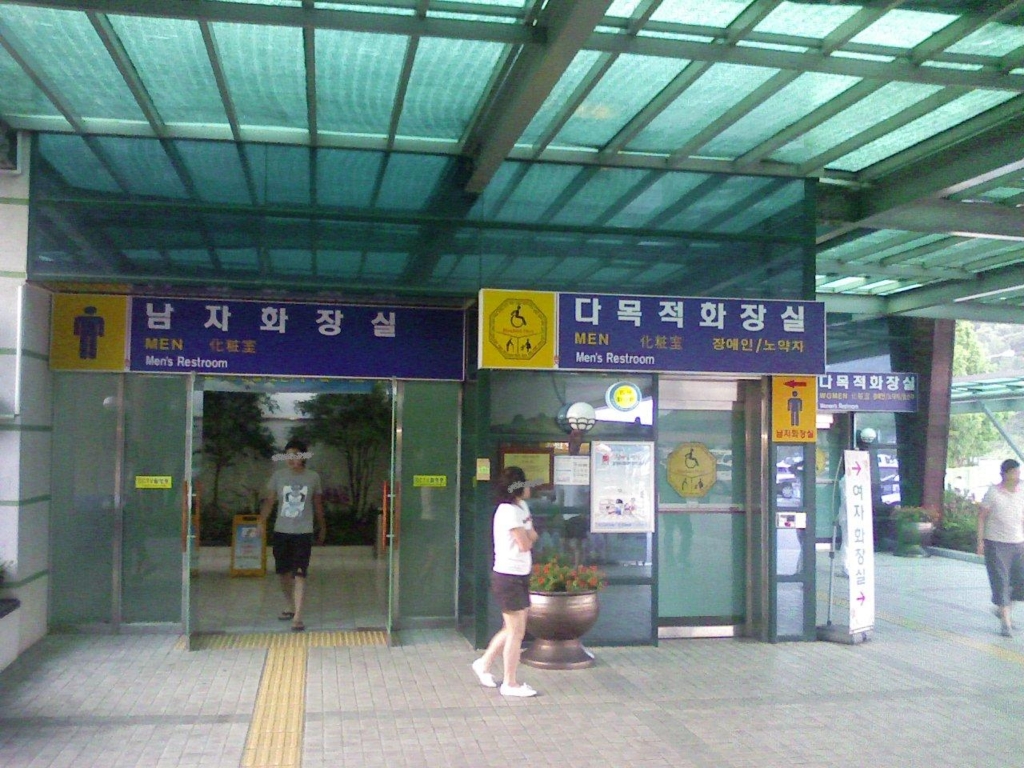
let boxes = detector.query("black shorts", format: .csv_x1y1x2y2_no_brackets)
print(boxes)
272,532,313,577
491,571,531,612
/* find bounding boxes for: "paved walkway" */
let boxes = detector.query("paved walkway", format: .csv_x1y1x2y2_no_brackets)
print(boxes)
2,552,1024,768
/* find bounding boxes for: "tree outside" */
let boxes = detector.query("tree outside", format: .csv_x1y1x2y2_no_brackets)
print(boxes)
948,321,1000,467
291,385,392,521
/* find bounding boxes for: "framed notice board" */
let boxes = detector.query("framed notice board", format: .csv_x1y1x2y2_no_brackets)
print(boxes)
231,515,266,576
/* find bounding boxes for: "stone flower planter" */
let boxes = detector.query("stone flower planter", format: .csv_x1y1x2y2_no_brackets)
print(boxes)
520,590,599,670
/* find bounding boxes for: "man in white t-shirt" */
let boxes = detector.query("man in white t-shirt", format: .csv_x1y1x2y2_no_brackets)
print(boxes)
471,466,539,697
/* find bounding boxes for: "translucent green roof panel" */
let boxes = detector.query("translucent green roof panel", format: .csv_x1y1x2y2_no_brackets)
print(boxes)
550,166,653,226
108,15,226,127
0,6,145,124
699,72,862,159
0,44,62,119
752,2,860,40
36,134,121,194
831,90,1017,172
245,144,311,205
316,149,385,209
270,249,314,276
217,248,260,271
607,172,710,229
848,9,957,49
946,22,1024,57
649,0,746,29
211,22,307,132
376,153,449,211
662,175,776,231
396,37,505,140
90,136,190,199
175,141,251,205
551,53,689,149
316,29,406,138
517,49,604,148
494,163,583,222
769,82,945,165
317,251,364,279
629,63,778,154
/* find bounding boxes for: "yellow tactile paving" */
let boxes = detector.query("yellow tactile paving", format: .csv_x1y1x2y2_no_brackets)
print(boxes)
242,646,307,768
175,629,387,651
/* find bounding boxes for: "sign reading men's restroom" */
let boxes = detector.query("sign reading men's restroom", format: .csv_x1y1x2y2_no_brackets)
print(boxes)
771,375,818,443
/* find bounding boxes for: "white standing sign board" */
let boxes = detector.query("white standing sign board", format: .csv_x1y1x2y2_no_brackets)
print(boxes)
844,450,875,633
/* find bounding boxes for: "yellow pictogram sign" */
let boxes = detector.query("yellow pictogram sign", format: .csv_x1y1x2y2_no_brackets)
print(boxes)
666,442,717,498
772,375,817,443
50,293,129,371
478,289,556,369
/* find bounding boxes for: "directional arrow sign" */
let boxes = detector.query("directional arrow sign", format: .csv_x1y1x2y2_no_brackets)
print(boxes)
783,379,808,388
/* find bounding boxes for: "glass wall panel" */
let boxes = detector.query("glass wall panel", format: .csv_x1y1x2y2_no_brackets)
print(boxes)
479,370,656,646
121,376,188,624
50,374,119,628
398,380,460,622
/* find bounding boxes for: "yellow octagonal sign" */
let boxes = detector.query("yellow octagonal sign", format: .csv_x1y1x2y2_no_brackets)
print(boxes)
479,289,555,369
666,442,717,498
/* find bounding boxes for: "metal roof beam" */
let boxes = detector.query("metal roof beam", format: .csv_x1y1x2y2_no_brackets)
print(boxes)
464,0,613,193
8,0,540,44
590,32,1024,93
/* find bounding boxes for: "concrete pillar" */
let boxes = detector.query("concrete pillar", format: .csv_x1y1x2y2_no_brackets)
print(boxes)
0,133,51,669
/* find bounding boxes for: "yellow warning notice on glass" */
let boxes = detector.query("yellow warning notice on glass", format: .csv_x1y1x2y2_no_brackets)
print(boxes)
412,475,447,488
50,293,129,371
135,476,173,489
478,289,556,369
772,376,817,443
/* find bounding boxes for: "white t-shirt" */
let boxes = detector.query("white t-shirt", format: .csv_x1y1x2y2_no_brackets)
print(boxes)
982,484,1024,544
492,500,533,576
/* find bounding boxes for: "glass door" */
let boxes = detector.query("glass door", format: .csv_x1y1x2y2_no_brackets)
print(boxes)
120,375,192,628
386,379,399,642
656,378,748,638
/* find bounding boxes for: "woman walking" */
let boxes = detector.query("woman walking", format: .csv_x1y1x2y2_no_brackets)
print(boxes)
471,466,539,697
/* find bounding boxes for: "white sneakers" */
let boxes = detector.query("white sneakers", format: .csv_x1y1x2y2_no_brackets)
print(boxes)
499,682,537,698
471,659,538,696
471,658,497,688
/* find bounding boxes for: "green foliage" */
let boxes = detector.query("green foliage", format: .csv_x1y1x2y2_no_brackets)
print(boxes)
948,322,1000,466
893,505,939,524
291,385,391,518
202,392,277,510
934,489,980,553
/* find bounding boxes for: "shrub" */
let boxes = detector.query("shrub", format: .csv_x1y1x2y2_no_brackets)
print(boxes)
934,489,980,553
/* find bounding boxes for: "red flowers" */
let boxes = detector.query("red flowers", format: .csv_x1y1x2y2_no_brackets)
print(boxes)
529,556,607,593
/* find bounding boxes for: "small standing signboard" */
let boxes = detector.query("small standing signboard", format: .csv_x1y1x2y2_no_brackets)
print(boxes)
230,515,266,577
844,450,875,635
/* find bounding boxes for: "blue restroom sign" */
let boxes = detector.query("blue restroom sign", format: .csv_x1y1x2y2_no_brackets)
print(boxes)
558,293,824,374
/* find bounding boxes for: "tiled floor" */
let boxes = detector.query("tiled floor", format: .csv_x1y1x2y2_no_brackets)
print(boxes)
192,547,388,634
3,551,1024,767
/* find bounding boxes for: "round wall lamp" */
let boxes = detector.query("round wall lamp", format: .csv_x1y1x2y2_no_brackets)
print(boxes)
857,427,877,445
557,401,597,455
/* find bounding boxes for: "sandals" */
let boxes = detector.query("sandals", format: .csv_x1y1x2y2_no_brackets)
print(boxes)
278,611,295,621
291,620,305,632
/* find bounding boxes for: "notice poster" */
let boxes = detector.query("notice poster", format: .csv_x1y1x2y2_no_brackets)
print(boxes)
590,442,655,533
230,515,266,576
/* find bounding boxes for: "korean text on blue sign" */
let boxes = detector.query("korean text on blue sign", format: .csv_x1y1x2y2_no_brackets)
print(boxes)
818,373,918,412
558,294,824,374
129,298,465,380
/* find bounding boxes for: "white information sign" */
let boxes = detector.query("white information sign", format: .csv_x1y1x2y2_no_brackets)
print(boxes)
843,450,875,633
554,454,590,485
590,441,655,533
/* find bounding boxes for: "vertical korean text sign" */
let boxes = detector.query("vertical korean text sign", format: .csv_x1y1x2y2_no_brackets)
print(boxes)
843,450,875,634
